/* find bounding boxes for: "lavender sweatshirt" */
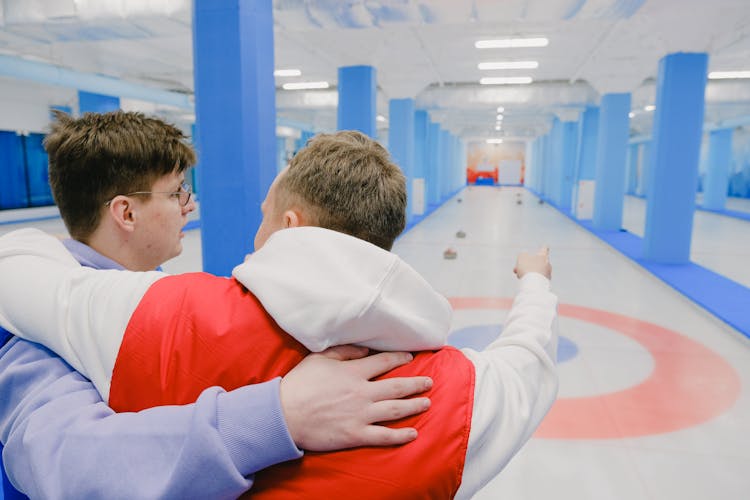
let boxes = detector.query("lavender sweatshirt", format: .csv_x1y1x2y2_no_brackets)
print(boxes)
0,239,301,499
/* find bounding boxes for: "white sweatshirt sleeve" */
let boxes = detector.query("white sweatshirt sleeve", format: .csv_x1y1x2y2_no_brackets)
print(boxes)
455,272,559,499
233,227,452,352
0,228,165,400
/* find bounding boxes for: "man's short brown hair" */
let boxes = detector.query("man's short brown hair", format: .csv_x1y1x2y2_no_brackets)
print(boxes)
45,110,196,241
277,130,407,250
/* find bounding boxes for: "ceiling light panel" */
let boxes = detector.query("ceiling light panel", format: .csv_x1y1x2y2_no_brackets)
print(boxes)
478,61,539,70
475,38,549,49
708,71,750,79
274,69,302,77
480,76,533,85
282,81,329,90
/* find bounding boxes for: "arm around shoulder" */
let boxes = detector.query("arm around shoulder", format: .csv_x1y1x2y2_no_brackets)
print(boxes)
0,337,301,499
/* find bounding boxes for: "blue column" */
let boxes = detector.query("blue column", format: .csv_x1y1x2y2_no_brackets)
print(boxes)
644,53,708,263
576,106,599,181
703,128,733,210
525,139,537,188
571,108,598,216
440,129,451,199
549,121,562,202
558,120,578,211
337,65,376,137
536,136,544,191
636,141,651,196
452,135,460,192
295,130,314,155
549,118,574,206
626,144,639,194
550,121,564,201
276,136,287,173
538,133,550,196
190,123,201,196
593,93,631,231
78,91,119,113
453,136,466,191
193,0,277,275
427,122,441,206
413,110,428,215
388,98,415,223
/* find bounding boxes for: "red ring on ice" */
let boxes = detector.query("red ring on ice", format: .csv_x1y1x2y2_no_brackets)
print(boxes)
449,298,742,439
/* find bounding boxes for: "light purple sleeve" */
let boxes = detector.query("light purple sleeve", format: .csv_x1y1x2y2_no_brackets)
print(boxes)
0,336,302,499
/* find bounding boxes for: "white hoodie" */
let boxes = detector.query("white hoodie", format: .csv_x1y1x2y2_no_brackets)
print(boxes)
0,226,558,499
0,227,452,400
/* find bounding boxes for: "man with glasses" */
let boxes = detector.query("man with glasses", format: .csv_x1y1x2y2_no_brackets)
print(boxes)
0,111,432,499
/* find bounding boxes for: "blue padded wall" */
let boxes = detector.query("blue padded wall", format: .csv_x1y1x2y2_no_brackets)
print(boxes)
0,131,28,209
24,134,53,207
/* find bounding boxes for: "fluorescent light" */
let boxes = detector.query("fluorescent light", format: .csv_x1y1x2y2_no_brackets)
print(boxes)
644,105,655,112
496,106,505,112
475,37,549,49
276,125,301,138
478,61,539,70
486,138,504,144
282,81,329,90
628,112,635,118
274,69,302,77
708,71,750,79
376,115,387,123
480,76,533,85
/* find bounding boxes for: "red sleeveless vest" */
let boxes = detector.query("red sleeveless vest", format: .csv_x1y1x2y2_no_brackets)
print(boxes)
110,273,475,498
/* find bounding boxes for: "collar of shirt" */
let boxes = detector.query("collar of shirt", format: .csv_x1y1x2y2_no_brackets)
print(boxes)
61,238,164,272
62,238,125,271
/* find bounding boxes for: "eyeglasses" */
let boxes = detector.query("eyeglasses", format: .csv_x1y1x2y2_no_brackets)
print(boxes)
105,182,193,207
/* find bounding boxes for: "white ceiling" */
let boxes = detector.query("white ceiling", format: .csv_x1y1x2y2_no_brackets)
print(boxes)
1,0,750,140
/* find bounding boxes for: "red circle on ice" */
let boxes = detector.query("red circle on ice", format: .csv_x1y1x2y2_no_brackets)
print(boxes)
449,298,742,439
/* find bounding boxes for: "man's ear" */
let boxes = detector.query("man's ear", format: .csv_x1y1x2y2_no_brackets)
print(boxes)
283,209,303,228
107,196,137,233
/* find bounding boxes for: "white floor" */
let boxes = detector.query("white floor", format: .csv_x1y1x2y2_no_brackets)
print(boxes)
2,187,750,499
405,187,750,499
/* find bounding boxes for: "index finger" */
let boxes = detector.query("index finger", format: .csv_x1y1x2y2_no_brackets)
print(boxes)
345,351,415,379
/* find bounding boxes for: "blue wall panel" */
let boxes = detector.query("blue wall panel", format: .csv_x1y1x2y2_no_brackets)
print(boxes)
0,131,28,209
702,128,732,210
78,91,120,113
25,133,53,207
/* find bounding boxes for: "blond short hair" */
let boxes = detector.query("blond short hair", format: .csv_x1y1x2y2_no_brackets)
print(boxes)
278,131,406,250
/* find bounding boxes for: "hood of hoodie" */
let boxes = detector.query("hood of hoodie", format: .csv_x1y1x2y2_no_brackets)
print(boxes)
232,227,451,352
